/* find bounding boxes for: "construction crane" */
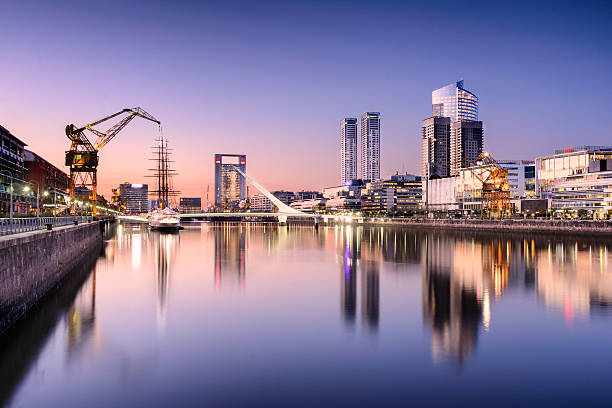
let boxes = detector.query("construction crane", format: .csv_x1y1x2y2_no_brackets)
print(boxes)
65,108,160,215
460,152,511,219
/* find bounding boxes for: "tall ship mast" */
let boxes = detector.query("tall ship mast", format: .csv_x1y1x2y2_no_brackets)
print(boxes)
147,133,179,209
146,133,181,230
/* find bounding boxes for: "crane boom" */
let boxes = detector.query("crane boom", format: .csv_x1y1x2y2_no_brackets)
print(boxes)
65,107,160,215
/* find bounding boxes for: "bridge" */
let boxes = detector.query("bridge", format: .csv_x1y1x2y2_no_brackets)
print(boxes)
119,166,338,225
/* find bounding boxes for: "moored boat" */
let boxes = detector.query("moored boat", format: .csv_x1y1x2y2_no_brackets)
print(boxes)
148,207,180,230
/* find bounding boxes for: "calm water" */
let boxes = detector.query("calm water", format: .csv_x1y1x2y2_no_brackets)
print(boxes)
2,222,612,407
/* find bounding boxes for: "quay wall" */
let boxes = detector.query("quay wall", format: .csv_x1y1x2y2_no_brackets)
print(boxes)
319,218,612,235
0,222,103,334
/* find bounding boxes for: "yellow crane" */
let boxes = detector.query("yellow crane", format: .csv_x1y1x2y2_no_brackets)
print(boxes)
65,108,160,215
461,152,511,219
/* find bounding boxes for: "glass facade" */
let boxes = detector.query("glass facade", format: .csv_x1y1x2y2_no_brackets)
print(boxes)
214,154,247,210
536,148,612,214
360,112,381,181
432,80,478,122
341,118,358,185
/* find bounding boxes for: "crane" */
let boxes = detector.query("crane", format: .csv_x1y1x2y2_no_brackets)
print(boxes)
460,152,510,219
65,108,160,215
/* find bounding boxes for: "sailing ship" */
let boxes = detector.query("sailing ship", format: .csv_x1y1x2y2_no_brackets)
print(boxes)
147,134,181,230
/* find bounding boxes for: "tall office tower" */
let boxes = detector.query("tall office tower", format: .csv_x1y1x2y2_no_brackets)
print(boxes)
450,120,484,175
421,117,451,180
119,183,149,213
360,112,381,181
340,118,358,185
214,154,246,209
432,80,478,122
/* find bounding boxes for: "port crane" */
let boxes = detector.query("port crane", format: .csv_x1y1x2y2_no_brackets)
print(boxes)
460,152,510,219
65,108,160,215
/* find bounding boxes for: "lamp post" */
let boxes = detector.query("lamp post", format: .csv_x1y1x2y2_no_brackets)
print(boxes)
24,180,41,219
43,190,49,216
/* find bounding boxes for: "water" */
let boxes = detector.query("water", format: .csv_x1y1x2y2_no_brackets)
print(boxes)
2,222,611,407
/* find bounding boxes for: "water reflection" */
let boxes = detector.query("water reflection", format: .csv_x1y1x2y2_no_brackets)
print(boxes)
66,271,97,358
214,224,246,292
2,222,612,407
153,231,179,330
341,238,358,325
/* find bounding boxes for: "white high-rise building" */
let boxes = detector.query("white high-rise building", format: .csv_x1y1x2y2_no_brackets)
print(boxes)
360,112,380,181
341,118,358,185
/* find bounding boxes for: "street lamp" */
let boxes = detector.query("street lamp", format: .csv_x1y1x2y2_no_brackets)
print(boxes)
25,180,42,219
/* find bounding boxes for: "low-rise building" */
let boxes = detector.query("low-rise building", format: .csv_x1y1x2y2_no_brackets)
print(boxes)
179,197,202,213
24,149,70,214
424,176,459,211
497,160,536,199
323,181,363,213
250,193,274,212
295,191,322,201
250,191,296,212
1,124,32,215
536,146,612,215
290,198,326,213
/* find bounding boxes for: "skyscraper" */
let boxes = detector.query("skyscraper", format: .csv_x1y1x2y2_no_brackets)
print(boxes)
119,183,149,213
450,120,484,175
214,154,246,209
360,112,381,181
340,118,358,185
432,80,478,122
421,117,451,181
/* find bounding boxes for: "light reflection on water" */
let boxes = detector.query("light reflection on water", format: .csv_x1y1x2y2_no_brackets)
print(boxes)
1,222,612,407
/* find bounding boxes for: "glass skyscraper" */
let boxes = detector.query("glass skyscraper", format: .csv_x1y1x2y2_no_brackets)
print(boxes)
361,112,381,181
214,154,246,210
432,80,478,122
340,118,358,185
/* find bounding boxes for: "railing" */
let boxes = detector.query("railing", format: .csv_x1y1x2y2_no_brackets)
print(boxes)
0,216,96,237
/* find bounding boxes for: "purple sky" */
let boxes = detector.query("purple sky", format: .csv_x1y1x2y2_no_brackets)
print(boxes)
1,0,611,199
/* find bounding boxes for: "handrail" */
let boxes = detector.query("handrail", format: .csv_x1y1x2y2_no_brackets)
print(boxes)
0,216,113,237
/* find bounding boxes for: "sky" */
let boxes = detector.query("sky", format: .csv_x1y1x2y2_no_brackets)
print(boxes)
1,0,611,200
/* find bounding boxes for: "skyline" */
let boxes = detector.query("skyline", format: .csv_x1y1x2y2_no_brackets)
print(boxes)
1,1,611,199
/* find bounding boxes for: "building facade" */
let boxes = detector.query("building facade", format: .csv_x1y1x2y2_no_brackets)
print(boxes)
119,183,149,213
362,173,423,214
1,124,32,215
214,154,246,210
249,191,295,212
450,120,484,176
422,117,451,180
179,197,202,213
295,190,322,201
497,160,536,199
24,149,70,214
536,147,612,215
341,118,358,185
360,112,380,181
432,80,479,122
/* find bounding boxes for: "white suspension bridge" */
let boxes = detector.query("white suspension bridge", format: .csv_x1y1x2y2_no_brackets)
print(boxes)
118,166,343,225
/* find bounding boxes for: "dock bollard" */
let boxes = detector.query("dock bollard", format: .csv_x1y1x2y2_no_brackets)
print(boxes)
46,223,52,230
74,220,78,225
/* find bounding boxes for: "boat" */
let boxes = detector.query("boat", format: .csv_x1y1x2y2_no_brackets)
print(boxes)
148,207,181,230
146,133,181,231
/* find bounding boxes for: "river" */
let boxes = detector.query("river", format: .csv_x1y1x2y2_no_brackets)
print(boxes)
1,222,611,407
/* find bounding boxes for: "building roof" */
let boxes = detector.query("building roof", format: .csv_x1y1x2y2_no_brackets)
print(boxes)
0,124,28,147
